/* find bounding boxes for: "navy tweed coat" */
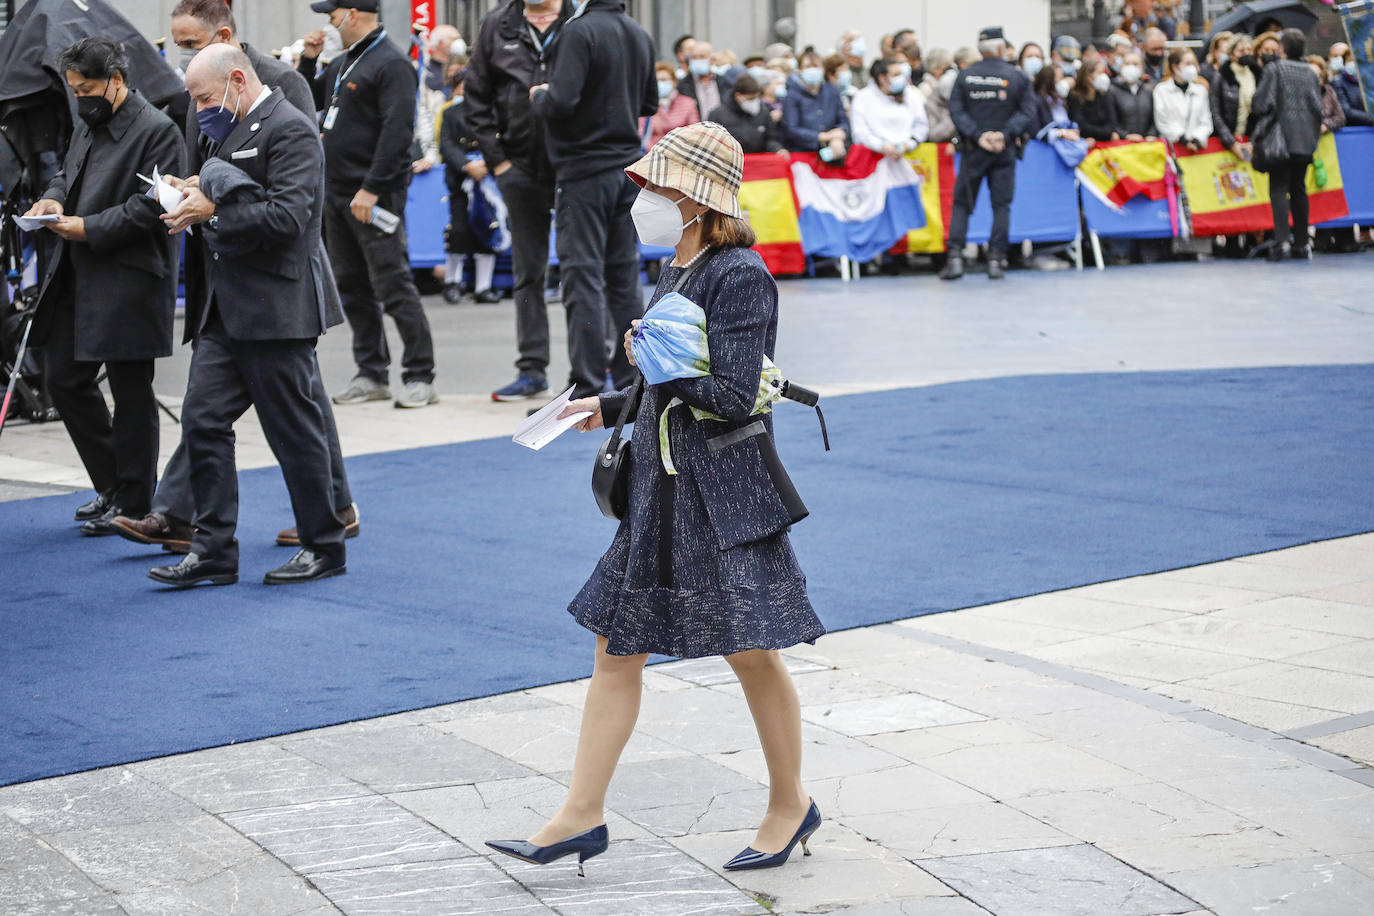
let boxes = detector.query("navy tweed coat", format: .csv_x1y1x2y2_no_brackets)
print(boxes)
569,245,825,658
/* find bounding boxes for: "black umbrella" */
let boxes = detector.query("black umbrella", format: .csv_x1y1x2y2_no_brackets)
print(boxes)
1208,1,1320,41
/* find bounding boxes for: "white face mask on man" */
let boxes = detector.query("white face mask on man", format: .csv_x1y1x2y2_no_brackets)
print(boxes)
631,188,702,248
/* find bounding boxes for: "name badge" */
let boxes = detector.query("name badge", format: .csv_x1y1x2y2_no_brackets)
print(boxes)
322,106,339,131
230,148,259,160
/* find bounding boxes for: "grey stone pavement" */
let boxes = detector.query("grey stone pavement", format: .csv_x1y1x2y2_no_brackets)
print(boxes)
3,256,1374,915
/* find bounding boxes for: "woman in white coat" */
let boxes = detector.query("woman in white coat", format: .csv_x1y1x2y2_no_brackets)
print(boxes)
850,57,929,157
1153,47,1213,150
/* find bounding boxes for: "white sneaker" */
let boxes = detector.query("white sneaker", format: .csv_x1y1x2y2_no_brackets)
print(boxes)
332,376,391,405
394,380,439,408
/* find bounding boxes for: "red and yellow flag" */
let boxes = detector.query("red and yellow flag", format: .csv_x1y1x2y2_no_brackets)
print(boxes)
739,154,806,275
1078,139,1169,209
889,143,956,254
1174,135,1347,236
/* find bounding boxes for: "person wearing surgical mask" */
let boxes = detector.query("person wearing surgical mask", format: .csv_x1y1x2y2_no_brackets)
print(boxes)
916,47,957,142
1029,61,1079,143
1152,47,1212,151
707,74,787,155
1328,41,1374,127
1068,57,1120,142
1108,50,1155,140
710,49,739,81
781,50,850,155
423,24,464,94
1201,30,1233,85
850,57,928,159
839,30,869,88
648,60,699,148
1017,42,1045,81
678,39,731,120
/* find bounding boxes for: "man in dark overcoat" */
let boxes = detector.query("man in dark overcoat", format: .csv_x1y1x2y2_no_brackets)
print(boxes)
148,45,346,587
109,0,358,554
25,37,185,533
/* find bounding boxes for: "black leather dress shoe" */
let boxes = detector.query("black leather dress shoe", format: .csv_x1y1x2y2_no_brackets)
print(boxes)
148,553,239,588
74,491,113,522
81,505,133,537
264,548,346,585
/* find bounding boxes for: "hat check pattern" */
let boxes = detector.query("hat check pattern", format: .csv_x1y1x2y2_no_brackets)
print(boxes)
627,121,745,218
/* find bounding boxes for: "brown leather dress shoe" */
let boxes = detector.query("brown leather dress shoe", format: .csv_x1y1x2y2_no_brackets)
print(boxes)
111,511,193,553
277,503,360,546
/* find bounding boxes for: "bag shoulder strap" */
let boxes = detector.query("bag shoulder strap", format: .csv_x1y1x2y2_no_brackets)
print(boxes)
606,247,722,443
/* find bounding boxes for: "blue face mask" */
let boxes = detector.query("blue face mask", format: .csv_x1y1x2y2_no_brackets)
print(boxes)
836,69,853,91
748,66,769,83
689,58,711,77
848,39,867,59
801,66,824,87
198,77,239,145
657,79,674,99
888,74,908,94
773,84,787,99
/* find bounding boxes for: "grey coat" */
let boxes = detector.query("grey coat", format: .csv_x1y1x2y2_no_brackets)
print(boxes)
570,246,824,659
194,90,338,341
1251,59,1323,163
33,90,185,361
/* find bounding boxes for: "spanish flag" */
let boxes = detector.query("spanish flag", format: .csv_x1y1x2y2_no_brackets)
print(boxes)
739,154,806,275
890,143,956,254
1078,139,1169,209
1174,135,1348,236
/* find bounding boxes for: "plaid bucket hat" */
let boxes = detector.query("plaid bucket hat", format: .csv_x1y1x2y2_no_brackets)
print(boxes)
626,122,745,219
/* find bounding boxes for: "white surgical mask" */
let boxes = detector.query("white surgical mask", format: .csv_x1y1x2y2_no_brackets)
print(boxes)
1331,57,1346,73
900,62,912,79
739,96,761,115
1347,60,1358,76
631,188,700,248
801,66,823,87
938,68,957,100
657,79,674,99
712,64,731,77
748,65,769,83
1055,78,1072,98
1093,72,1111,93
1121,64,1142,84
848,39,866,59
452,39,467,58
773,84,788,99
835,69,852,91
1023,57,1043,78
1177,64,1198,83
888,73,908,94
1062,58,1080,76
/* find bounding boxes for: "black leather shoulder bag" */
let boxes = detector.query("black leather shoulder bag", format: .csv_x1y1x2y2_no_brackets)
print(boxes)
592,250,718,520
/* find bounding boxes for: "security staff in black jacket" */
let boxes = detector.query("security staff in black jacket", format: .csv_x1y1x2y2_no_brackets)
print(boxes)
25,38,185,534
940,27,1036,281
464,0,574,402
530,0,657,400
298,0,438,410
150,46,346,587
110,0,357,554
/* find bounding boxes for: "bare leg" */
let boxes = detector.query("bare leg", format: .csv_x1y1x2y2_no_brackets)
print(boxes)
725,648,811,853
529,635,648,845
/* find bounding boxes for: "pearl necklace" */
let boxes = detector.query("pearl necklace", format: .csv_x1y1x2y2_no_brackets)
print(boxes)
673,245,711,270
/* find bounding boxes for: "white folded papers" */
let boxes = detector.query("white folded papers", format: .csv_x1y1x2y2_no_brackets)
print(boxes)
13,213,60,232
513,384,593,450
138,167,186,214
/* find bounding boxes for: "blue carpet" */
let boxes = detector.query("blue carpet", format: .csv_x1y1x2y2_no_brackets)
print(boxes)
3,364,1373,786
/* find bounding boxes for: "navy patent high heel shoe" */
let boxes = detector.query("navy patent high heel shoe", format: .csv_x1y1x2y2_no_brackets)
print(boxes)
485,824,609,877
723,800,822,871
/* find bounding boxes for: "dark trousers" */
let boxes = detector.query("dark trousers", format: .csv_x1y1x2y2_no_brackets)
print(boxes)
946,147,1017,258
42,299,157,513
154,350,350,523
496,163,554,380
323,188,435,385
181,311,344,565
555,168,643,399
1267,156,1312,248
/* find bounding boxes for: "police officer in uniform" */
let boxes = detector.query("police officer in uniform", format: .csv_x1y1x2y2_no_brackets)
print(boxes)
940,27,1036,281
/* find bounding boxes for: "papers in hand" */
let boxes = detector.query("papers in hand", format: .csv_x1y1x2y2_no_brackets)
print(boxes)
138,167,186,214
13,213,60,232
513,385,593,451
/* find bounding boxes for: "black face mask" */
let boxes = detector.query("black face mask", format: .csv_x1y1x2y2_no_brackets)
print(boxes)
1146,52,1164,66
1261,52,1279,66
1238,54,1256,68
910,66,925,85
76,82,115,130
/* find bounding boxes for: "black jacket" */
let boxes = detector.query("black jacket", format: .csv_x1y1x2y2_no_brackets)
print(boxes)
464,0,573,180
298,27,418,200
677,71,736,121
1209,59,1263,148
33,91,185,362
707,95,784,154
1068,90,1117,141
529,0,656,181
1108,80,1155,137
949,57,1036,148
1252,59,1323,164
439,101,480,192
195,91,339,342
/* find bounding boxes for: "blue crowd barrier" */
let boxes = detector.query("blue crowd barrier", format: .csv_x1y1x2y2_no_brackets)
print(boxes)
963,140,1081,245
1316,126,1374,229
1082,191,1175,239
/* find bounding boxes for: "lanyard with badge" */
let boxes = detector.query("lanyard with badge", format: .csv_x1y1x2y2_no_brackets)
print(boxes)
322,29,388,131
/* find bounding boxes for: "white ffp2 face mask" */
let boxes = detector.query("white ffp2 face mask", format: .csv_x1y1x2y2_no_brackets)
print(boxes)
631,188,701,248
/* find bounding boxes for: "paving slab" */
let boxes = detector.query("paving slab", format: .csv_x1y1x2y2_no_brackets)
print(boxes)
1164,856,1374,916
306,858,555,916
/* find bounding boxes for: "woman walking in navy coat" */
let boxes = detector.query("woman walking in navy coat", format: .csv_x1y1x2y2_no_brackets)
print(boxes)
486,122,826,875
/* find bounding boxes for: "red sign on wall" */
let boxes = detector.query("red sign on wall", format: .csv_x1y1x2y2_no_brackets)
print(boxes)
411,0,435,35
